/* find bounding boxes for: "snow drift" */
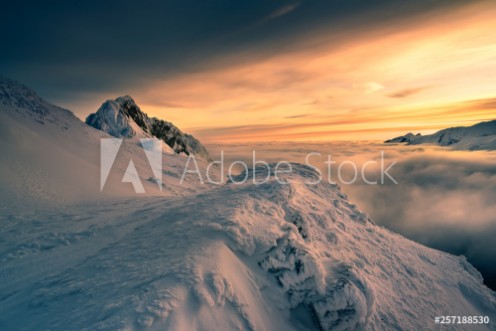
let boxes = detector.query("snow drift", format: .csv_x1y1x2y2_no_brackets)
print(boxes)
0,77,495,330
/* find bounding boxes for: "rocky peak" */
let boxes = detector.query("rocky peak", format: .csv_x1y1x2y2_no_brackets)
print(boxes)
86,96,210,159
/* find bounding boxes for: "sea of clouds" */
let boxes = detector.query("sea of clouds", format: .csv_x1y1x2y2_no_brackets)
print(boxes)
206,141,496,290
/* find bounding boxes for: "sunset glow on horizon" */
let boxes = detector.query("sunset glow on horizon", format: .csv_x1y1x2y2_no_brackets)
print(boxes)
129,1,496,142
2,0,496,323
4,0,496,142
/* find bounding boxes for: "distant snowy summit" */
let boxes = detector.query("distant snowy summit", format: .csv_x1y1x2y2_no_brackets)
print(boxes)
385,120,496,150
86,96,210,159
384,132,421,144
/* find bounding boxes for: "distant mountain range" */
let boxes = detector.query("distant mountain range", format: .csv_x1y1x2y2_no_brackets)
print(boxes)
385,120,496,150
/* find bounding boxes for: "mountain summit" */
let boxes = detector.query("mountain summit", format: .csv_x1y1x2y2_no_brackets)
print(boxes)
86,96,210,159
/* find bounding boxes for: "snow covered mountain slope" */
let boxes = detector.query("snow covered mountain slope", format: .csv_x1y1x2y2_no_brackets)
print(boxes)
0,77,495,330
0,77,210,210
86,96,210,159
1,165,495,331
385,120,496,150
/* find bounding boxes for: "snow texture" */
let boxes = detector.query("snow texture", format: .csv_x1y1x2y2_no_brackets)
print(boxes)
1,77,495,331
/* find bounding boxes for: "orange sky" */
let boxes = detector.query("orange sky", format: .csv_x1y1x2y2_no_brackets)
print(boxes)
78,1,496,142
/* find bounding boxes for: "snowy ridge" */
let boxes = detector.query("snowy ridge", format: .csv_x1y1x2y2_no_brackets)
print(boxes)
385,120,496,150
0,76,78,127
0,165,495,330
0,76,64,116
86,96,210,159
0,78,211,209
0,78,495,330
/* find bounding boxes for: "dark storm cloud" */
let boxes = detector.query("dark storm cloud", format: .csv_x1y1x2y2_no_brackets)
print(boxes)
0,0,467,104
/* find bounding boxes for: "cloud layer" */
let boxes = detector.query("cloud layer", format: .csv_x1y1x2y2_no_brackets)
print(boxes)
387,87,430,98
346,149,496,289
206,142,496,289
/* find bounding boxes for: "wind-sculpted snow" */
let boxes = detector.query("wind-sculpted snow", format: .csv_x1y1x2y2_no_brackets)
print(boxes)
1,164,495,330
1,78,495,330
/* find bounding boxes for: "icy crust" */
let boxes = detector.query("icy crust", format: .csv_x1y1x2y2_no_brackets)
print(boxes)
1,165,495,331
232,166,374,330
